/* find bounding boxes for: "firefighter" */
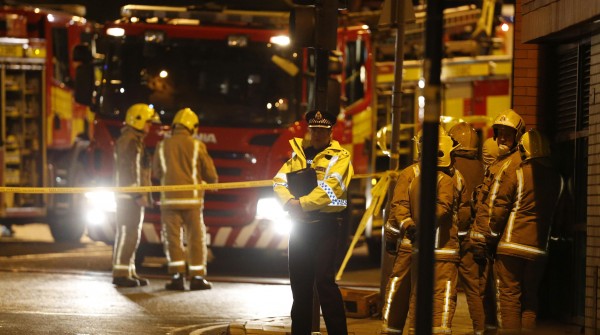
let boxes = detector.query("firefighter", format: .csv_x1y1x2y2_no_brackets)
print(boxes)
469,109,526,332
152,108,218,291
381,126,448,334
490,129,563,333
273,110,353,335
404,134,464,335
401,133,464,335
448,122,487,334
112,103,158,287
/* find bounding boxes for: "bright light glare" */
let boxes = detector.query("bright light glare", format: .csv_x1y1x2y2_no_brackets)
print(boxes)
418,78,425,89
270,35,290,46
85,209,107,226
84,191,116,212
107,27,125,37
47,14,55,22
256,197,291,235
501,23,509,32
159,70,168,78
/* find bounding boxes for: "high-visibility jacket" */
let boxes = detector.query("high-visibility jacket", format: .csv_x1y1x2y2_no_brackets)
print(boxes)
115,126,151,202
491,157,563,260
273,138,353,213
152,128,218,209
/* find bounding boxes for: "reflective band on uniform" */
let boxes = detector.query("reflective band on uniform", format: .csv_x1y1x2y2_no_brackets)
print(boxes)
188,265,206,271
399,218,414,229
435,249,459,256
192,141,200,198
168,260,186,267
382,276,400,323
113,264,129,270
441,280,452,329
161,198,203,205
505,167,524,242
498,241,547,255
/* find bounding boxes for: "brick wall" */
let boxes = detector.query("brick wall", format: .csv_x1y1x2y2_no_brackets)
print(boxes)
587,34,600,335
512,0,540,129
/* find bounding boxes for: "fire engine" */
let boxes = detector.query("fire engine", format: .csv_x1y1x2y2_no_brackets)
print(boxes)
0,5,95,241
74,1,512,261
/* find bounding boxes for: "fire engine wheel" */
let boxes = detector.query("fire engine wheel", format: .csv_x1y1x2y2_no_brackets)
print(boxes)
49,214,86,243
48,161,88,243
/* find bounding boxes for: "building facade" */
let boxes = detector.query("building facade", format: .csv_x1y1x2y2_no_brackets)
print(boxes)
514,0,600,332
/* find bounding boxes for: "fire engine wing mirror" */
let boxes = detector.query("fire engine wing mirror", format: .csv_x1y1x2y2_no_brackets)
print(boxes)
73,44,94,106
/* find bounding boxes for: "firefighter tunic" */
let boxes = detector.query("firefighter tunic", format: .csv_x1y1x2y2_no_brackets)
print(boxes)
382,162,420,333
399,169,462,335
113,126,151,279
152,127,218,277
273,137,353,335
489,157,563,331
454,154,488,333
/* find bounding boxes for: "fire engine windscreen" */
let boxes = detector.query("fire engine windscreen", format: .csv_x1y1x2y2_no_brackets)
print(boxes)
99,37,300,128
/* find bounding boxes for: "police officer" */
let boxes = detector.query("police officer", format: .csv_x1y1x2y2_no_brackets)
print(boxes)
448,122,487,334
113,103,158,287
152,108,218,291
490,129,563,333
381,126,448,334
273,111,353,335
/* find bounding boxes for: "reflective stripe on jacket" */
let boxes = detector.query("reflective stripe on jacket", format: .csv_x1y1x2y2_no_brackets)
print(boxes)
272,138,353,213
471,150,521,245
152,128,218,209
115,126,149,200
491,158,563,260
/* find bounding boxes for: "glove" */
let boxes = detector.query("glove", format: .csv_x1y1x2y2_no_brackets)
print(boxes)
471,245,487,266
384,239,398,255
405,225,417,244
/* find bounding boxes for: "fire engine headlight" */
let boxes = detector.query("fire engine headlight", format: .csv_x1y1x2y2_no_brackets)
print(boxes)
256,197,291,235
269,35,290,47
83,190,116,226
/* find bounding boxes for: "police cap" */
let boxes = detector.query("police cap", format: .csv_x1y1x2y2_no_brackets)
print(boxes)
306,110,336,129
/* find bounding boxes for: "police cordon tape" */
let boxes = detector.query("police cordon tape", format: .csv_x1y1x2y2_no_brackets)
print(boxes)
0,173,385,194
0,171,392,280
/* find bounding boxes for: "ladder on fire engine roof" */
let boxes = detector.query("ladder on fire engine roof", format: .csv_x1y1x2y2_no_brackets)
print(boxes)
120,4,290,29
121,3,483,38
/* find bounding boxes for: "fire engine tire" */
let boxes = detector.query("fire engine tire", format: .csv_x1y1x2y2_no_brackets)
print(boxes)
48,215,85,243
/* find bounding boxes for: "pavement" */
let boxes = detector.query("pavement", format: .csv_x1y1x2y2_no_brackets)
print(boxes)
199,290,584,335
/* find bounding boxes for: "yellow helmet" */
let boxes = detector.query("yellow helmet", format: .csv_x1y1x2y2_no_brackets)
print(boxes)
492,109,526,141
173,108,199,132
438,135,459,167
413,125,448,158
482,137,499,167
448,122,478,152
519,129,551,161
125,103,159,131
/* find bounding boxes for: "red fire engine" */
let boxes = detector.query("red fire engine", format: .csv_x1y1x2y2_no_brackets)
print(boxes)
0,5,95,241
74,2,513,261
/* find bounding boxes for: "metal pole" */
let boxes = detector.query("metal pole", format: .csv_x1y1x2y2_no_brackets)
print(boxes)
416,0,443,334
380,0,407,296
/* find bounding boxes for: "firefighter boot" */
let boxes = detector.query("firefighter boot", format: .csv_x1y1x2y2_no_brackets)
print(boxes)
165,273,186,291
190,276,212,290
133,275,149,286
113,276,140,287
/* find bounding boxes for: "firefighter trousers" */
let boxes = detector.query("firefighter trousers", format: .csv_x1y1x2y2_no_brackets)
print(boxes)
113,198,144,278
161,207,208,277
407,260,459,335
459,240,488,334
288,216,348,335
495,254,546,333
382,248,412,333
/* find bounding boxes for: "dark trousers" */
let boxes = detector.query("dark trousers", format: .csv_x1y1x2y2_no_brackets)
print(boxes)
288,216,348,335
